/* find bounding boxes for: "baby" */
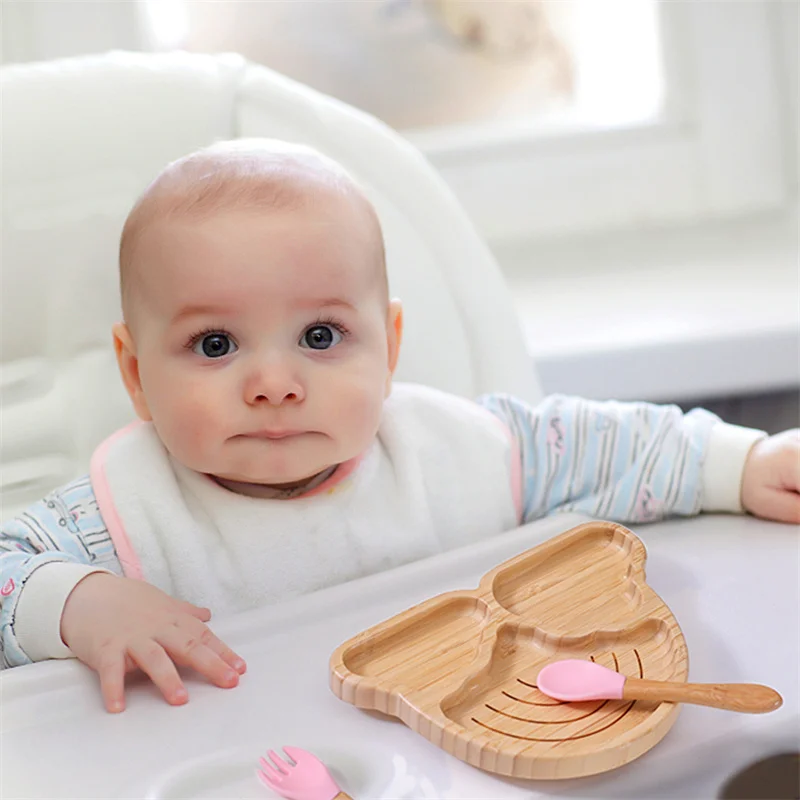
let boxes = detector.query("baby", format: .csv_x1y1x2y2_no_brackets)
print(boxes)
1,140,798,714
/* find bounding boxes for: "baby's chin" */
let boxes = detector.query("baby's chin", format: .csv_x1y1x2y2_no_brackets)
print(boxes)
209,457,338,489
178,435,368,488
211,467,324,487
175,441,331,484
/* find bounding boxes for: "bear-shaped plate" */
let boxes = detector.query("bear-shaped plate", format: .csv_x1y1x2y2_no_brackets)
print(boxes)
330,521,688,780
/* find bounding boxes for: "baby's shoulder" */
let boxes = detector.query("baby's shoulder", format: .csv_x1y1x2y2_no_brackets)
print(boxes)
1,474,100,536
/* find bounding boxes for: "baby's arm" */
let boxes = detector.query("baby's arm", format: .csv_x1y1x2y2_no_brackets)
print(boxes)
0,477,120,668
480,394,766,524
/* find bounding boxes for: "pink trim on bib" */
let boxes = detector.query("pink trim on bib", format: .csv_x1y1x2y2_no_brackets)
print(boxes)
474,405,523,524
507,432,523,524
90,421,146,580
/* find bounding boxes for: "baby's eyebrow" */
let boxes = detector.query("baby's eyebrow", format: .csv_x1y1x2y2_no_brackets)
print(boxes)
170,304,233,325
300,298,356,312
170,298,356,325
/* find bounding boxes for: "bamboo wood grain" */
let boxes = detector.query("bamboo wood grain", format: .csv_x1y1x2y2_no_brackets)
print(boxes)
330,522,693,780
621,678,782,713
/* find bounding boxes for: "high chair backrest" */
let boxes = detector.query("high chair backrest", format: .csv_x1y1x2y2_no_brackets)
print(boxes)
0,51,541,520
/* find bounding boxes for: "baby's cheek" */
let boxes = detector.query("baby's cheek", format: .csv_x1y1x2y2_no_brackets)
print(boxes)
336,377,385,442
155,379,225,464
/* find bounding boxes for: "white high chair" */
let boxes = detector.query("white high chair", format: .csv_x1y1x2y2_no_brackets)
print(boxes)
0,50,542,521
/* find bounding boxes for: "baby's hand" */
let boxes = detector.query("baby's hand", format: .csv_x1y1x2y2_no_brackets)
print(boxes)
741,429,800,524
60,573,247,713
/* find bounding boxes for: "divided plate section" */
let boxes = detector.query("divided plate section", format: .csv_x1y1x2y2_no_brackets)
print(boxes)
440,617,685,775
337,594,492,714
488,521,649,635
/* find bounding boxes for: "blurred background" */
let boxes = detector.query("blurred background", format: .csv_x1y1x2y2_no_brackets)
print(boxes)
2,0,798,430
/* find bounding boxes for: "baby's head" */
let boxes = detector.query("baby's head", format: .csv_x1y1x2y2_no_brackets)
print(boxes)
114,139,402,489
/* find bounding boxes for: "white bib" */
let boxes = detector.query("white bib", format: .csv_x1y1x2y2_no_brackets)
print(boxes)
91,384,520,614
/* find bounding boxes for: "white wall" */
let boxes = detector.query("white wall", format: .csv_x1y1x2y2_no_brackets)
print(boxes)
773,0,799,192
0,0,147,64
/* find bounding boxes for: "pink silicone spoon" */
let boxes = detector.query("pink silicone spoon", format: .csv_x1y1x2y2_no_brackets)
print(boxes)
536,659,782,714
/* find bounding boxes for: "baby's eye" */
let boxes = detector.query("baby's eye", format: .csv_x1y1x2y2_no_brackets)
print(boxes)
193,333,238,358
300,325,343,351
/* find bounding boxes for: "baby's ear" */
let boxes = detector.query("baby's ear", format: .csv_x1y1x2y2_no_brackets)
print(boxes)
112,322,152,421
385,299,403,394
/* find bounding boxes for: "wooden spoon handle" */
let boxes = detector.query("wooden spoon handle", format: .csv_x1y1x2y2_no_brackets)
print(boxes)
622,678,782,713
334,794,353,800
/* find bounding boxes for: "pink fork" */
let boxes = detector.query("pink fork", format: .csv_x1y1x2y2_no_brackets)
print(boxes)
256,746,352,800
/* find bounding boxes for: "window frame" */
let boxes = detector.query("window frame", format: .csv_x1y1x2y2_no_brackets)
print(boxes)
405,1,790,245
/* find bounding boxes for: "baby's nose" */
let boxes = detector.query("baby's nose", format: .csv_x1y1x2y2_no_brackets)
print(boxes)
244,364,305,406
252,387,302,406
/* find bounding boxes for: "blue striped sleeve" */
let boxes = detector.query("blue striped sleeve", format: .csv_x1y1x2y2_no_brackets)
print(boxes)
478,393,721,524
0,475,122,668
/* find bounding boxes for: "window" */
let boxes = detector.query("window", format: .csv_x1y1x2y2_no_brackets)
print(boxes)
148,0,664,134
406,2,790,243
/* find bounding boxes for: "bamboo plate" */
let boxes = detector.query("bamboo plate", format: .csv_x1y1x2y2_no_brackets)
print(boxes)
330,521,689,780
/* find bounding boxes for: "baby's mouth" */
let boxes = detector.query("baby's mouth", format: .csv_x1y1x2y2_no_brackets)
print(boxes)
238,429,305,441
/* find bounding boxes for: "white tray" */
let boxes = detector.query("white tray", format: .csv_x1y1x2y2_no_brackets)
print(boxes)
2,513,798,799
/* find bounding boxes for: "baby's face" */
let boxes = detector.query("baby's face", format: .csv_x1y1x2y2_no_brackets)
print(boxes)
120,194,399,486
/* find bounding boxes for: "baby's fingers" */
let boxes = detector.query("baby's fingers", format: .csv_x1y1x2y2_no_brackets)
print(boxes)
761,488,800,524
128,639,189,706
205,634,247,675
179,601,212,623
96,649,128,713
161,627,242,689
